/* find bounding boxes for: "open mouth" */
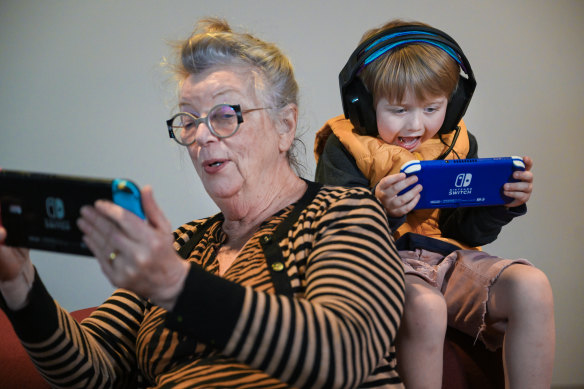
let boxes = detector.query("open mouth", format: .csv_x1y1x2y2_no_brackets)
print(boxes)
396,136,421,150
203,159,228,173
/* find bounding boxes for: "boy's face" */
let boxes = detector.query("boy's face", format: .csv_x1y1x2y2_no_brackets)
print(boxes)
375,89,448,152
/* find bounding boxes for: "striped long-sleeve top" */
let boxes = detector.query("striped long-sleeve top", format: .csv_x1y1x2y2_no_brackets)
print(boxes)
3,182,405,388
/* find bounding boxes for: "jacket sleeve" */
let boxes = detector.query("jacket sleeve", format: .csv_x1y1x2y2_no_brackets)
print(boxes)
438,131,527,246
439,203,527,246
0,270,145,388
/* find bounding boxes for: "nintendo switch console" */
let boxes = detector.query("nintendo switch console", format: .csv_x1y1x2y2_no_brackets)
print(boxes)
399,157,525,209
0,170,145,256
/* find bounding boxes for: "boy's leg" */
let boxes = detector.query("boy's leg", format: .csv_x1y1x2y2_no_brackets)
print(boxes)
487,264,555,389
396,274,447,389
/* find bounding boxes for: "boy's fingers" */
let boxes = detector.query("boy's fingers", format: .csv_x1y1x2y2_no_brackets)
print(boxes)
378,173,406,189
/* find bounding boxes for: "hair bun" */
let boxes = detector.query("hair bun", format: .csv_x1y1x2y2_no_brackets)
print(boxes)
195,17,232,34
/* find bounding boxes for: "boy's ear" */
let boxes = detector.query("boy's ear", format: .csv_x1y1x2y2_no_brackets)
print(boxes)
277,103,298,152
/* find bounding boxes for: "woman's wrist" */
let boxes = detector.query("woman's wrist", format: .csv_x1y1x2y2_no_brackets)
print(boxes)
150,261,190,311
0,260,35,311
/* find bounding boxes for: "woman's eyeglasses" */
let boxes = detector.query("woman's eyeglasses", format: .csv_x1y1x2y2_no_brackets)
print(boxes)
166,104,270,146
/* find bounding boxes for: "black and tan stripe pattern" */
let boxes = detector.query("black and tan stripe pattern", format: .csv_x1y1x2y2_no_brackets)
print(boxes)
15,184,405,388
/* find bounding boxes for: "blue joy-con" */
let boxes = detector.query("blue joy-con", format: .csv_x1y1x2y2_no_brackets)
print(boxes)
112,179,146,220
505,156,526,188
510,156,526,174
398,160,422,196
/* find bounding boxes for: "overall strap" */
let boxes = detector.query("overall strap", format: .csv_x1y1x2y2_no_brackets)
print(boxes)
259,180,321,296
177,213,224,259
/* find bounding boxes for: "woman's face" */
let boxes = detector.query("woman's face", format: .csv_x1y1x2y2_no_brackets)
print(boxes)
178,66,286,202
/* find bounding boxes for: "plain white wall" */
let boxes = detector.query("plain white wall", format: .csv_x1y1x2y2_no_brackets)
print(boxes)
1,1,582,386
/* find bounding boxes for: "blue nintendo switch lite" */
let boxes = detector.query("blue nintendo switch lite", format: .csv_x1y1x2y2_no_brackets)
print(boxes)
399,157,525,209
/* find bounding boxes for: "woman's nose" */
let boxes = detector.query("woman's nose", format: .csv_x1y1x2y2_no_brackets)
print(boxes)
194,120,217,145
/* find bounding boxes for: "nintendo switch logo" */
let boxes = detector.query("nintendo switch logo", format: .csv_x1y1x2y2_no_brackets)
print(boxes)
44,197,70,231
455,173,472,187
45,197,65,219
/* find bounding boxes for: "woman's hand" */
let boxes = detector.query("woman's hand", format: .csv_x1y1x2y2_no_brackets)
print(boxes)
0,216,34,310
375,173,422,218
77,186,189,310
503,156,534,208
0,228,30,282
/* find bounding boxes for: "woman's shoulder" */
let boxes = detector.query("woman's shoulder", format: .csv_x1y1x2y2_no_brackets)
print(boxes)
315,182,373,198
304,182,393,240
310,181,383,212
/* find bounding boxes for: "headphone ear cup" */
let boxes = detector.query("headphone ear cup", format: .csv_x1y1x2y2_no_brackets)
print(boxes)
439,76,475,134
343,78,378,136
440,90,462,134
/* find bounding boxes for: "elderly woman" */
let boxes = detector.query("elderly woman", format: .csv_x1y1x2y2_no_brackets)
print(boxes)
0,18,405,388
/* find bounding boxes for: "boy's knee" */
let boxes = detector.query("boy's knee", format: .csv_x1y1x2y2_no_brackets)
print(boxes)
499,265,554,311
403,277,447,334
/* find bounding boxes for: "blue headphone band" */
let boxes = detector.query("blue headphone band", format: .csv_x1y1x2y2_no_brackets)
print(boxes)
363,30,432,51
363,39,463,69
360,30,464,73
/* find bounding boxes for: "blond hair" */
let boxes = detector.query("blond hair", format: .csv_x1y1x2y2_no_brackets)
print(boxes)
172,18,298,111
359,20,460,104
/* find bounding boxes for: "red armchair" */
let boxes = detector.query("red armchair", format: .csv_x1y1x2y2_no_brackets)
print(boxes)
442,327,504,388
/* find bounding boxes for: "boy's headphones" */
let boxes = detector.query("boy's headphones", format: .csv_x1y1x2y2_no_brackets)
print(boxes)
339,25,476,136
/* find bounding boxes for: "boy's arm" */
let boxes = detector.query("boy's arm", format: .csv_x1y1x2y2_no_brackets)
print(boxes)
439,204,526,246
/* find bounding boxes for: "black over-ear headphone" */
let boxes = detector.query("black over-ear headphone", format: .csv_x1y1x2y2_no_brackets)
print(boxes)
339,25,476,137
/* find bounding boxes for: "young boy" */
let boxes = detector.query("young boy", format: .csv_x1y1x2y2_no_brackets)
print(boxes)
315,19,555,388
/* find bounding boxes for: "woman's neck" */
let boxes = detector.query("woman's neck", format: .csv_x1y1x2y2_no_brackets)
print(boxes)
218,171,306,250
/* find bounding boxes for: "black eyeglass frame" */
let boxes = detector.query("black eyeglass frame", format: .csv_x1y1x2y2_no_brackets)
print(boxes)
166,104,244,146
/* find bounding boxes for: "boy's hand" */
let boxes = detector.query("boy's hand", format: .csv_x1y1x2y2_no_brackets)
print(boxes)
375,173,422,218
503,156,534,208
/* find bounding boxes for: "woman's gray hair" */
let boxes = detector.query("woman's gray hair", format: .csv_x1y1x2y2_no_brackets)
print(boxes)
171,18,303,173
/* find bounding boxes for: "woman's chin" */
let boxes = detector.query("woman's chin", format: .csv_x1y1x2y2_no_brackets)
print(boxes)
204,180,242,202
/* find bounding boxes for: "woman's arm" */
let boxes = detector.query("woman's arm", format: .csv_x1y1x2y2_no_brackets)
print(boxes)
1,272,146,388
